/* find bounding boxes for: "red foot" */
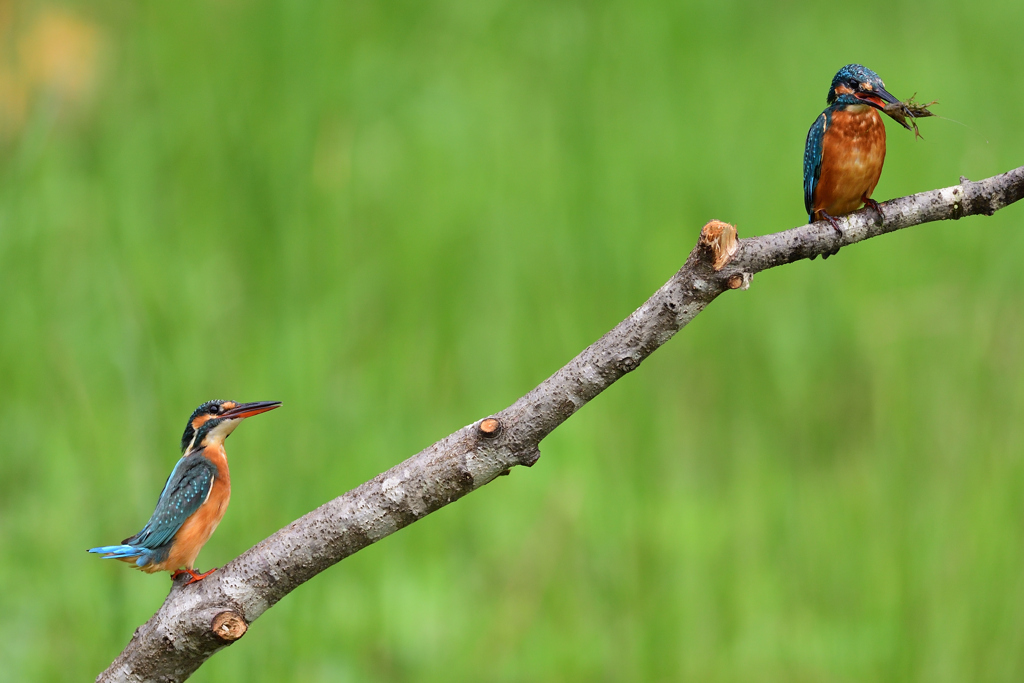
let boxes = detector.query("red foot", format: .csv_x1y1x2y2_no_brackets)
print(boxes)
819,210,843,234
171,567,218,585
815,211,844,260
863,197,885,224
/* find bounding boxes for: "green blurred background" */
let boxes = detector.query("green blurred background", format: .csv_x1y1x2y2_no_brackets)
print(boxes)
1,0,1022,680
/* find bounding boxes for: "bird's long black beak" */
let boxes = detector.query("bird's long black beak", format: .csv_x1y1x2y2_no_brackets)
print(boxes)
856,84,900,111
874,85,900,105
864,84,915,130
222,400,282,419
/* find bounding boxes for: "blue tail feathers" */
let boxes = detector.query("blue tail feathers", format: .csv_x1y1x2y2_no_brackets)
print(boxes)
88,544,153,567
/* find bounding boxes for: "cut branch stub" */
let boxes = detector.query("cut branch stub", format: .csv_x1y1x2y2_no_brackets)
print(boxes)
699,220,738,271
727,273,752,290
211,611,247,643
478,418,501,438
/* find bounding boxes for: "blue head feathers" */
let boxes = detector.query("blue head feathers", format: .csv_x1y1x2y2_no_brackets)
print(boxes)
827,64,887,105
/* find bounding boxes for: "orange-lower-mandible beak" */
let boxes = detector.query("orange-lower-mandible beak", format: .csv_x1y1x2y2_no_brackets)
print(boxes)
856,85,899,111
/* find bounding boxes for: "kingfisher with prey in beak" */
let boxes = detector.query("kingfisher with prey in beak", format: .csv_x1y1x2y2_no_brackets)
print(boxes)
804,64,911,235
89,400,281,584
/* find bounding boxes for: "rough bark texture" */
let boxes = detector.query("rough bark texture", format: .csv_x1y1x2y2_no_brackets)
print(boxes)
98,166,1024,682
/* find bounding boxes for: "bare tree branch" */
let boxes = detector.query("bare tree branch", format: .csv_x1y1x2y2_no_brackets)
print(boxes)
97,166,1024,682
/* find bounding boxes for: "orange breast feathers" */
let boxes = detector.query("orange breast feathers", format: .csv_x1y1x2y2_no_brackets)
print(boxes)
150,449,232,573
813,106,887,219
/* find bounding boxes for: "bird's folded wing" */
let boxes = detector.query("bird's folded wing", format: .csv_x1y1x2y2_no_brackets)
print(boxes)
123,455,217,550
803,112,828,217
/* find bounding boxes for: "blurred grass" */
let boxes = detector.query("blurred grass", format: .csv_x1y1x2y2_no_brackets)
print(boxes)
1,0,1023,680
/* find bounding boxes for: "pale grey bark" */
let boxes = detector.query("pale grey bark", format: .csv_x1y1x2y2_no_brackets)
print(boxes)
98,166,1024,682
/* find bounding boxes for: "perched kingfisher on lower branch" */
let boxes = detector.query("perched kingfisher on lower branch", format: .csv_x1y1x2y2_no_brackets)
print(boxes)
89,400,281,584
804,64,911,235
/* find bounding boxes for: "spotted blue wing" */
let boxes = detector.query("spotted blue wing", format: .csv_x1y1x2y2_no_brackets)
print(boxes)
122,454,217,550
803,111,829,221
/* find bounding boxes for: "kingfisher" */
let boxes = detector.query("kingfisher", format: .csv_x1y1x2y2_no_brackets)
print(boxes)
88,400,281,584
803,64,911,234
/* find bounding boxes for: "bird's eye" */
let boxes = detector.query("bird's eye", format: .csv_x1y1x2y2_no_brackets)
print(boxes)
210,404,221,414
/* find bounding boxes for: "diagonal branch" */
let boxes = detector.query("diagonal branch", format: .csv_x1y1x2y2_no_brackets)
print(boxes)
98,166,1024,682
